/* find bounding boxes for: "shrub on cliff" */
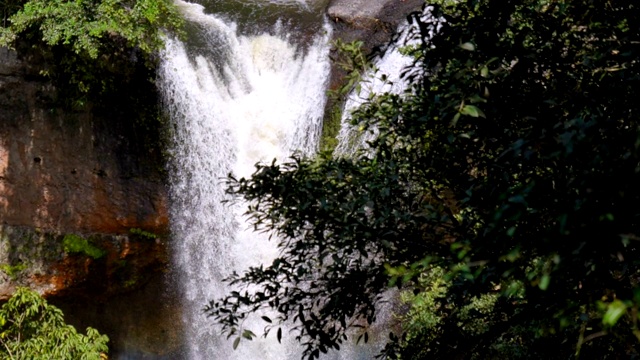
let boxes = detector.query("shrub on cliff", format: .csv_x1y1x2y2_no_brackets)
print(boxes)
0,287,109,359
0,0,182,104
206,0,640,358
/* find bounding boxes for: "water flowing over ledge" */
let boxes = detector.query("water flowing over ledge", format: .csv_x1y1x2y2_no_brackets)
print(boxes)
159,1,331,358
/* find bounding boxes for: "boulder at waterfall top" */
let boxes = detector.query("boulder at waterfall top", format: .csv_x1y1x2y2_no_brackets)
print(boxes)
327,0,424,39
325,0,425,87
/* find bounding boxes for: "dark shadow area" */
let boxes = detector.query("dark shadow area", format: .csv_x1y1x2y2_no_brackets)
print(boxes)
50,271,184,359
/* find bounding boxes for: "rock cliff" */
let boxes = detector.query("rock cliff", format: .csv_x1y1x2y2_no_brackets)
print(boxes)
0,46,169,299
0,0,425,299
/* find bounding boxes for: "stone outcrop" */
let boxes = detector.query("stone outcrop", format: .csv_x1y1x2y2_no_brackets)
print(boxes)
0,225,168,299
0,46,169,299
327,0,425,51
0,45,177,356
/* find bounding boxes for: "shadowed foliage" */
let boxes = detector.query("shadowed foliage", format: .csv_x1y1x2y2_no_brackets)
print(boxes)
206,0,640,358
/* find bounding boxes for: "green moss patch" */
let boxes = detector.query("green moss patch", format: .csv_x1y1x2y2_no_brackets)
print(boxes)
62,234,105,260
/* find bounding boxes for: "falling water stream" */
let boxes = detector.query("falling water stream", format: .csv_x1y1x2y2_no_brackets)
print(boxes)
157,1,429,358
42,1,429,359
159,1,331,358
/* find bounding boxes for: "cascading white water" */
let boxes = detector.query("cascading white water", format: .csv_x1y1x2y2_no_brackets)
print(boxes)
334,8,433,156
158,1,331,358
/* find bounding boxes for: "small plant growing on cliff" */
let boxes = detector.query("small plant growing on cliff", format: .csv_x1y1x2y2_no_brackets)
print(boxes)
322,39,371,152
129,227,158,240
0,287,109,359
62,234,105,260
0,263,27,280
330,39,371,97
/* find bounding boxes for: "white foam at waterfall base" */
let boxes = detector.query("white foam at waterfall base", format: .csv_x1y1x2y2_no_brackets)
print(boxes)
159,2,331,358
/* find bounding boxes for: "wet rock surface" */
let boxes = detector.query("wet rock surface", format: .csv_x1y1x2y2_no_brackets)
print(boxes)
327,0,425,51
324,0,425,136
0,50,168,235
0,45,174,356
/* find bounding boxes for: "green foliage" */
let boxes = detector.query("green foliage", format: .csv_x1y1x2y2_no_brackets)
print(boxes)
398,267,448,343
322,40,371,152
330,39,371,97
207,0,640,359
62,234,105,260
0,287,109,359
321,104,342,153
0,0,182,102
0,0,180,58
0,263,26,280
129,227,158,240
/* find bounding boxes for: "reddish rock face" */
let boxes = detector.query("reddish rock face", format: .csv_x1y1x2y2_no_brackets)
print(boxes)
0,45,175,355
0,55,168,234
0,46,169,298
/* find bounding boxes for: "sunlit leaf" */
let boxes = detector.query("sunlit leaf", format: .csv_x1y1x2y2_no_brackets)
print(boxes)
459,42,476,51
460,105,485,118
603,300,628,327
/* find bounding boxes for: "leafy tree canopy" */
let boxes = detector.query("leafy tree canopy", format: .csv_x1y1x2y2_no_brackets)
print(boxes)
207,0,640,359
0,0,182,103
0,287,109,359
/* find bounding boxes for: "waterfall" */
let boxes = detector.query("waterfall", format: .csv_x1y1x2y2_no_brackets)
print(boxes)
334,7,433,157
158,1,331,358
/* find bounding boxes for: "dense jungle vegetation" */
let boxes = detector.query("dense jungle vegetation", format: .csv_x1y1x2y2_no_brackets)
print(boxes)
207,0,640,359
